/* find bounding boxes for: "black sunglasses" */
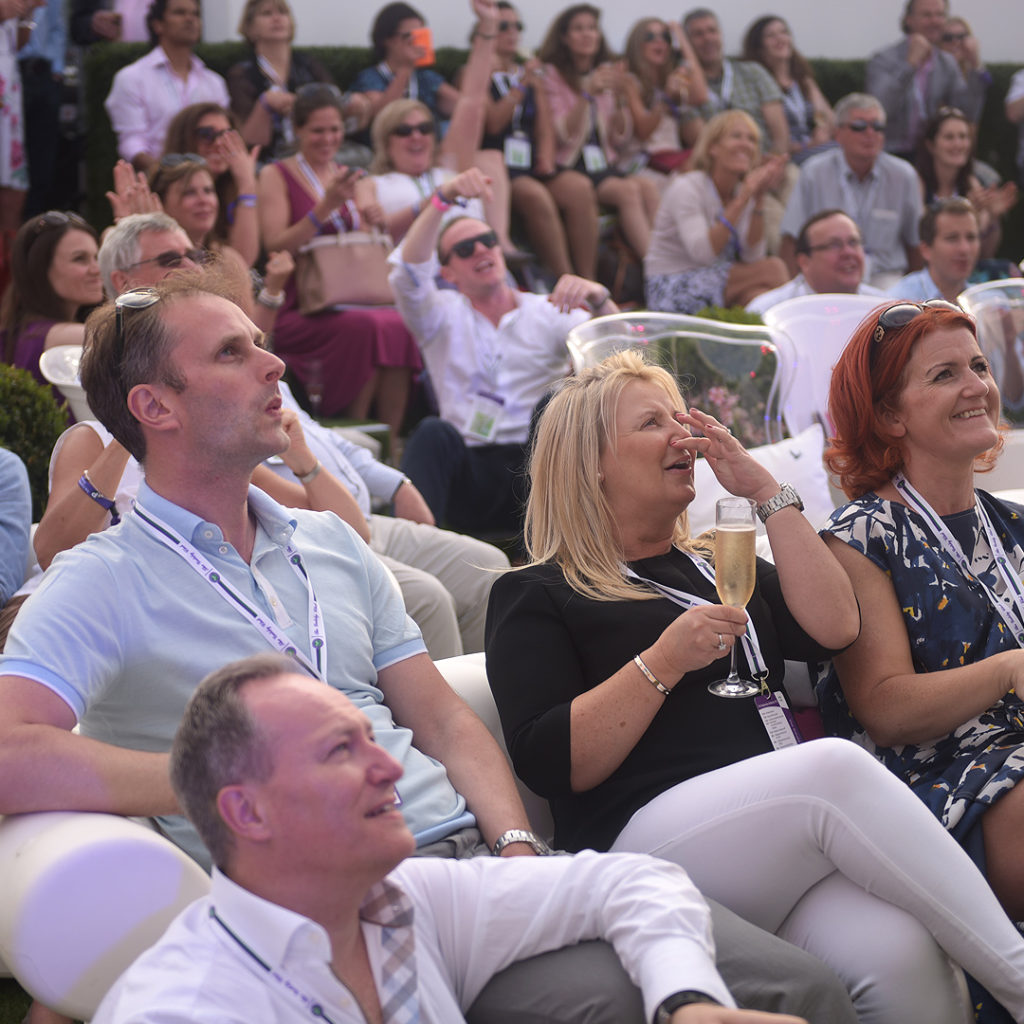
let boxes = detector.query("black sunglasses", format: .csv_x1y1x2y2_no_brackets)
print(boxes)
644,29,671,43
195,125,231,144
872,300,963,344
123,247,207,271
844,119,885,133
159,152,207,168
391,121,434,138
499,19,523,31
942,31,968,42
114,287,161,368
442,230,499,262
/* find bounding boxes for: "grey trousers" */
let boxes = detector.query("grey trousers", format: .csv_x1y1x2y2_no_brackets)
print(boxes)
417,829,858,1024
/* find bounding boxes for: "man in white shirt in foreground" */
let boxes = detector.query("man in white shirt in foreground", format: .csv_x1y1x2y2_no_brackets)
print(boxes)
93,653,806,1024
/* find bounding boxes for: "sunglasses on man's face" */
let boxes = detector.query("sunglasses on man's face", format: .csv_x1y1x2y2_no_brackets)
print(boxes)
442,230,499,263
499,19,523,31
392,122,434,138
195,126,231,144
123,247,207,271
844,119,886,134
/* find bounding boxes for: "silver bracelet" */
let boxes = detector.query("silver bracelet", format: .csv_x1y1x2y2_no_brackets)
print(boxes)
298,460,322,485
256,286,285,309
634,654,671,696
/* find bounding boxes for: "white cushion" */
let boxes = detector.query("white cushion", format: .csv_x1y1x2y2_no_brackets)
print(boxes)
688,424,832,555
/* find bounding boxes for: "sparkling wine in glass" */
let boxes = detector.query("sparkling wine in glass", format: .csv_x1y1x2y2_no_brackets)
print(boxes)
708,496,760,698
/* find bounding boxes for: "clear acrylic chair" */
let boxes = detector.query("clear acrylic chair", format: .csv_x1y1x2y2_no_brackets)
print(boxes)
566,311,787,448
761,293,884,438
959,279,1024,427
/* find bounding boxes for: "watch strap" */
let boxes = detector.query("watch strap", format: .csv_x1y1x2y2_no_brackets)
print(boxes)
654,991,723,1023
755,483,804,523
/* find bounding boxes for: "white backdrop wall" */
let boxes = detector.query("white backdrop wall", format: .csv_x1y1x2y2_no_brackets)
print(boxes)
202,1,1022,66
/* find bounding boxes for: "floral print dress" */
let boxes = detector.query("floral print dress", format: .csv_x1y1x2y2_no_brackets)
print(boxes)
816,490,1024,871
0,19,26,191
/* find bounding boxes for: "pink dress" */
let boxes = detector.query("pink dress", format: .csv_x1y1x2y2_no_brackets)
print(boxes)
272,162,421,416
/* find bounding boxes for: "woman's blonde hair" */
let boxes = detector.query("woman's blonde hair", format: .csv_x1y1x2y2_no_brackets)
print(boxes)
369,99,436,174
237,0,294,42
524,349,708,601
690,109,760,173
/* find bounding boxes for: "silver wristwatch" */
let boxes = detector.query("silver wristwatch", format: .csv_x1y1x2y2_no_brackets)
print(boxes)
756,483,804,523
491,829,554,856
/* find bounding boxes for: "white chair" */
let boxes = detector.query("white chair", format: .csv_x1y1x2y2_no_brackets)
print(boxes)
566,311,788,447
0,811,209,1019
0,654,550,1018
761,293,884,438
958,279,1024,426
38,345,93,423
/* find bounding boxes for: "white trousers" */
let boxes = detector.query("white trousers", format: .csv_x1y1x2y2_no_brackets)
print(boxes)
610,739,1024,1024
370,514,509,660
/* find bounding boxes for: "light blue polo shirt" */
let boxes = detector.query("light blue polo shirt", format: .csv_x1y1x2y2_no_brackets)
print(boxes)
1,481,473,867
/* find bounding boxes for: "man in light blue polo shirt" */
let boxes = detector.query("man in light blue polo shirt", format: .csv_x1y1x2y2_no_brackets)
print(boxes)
0,274,858,1024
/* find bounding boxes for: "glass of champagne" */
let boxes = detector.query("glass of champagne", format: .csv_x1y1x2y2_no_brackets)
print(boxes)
708,496,760,698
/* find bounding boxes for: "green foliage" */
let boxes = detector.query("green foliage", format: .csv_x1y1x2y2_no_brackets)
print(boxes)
0,365,67,520
694,305,766,326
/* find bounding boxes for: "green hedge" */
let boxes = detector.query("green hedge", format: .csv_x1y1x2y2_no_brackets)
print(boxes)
82,45,1024,255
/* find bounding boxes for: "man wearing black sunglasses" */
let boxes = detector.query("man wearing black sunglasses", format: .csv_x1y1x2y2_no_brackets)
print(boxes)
779,93,924,289
866,0,986,160
99,212,205,296
389,167,618,537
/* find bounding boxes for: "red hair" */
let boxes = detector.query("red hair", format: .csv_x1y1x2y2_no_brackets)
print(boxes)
826,304,1004,498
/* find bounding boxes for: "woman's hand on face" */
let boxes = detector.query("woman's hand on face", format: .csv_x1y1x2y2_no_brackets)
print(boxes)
277,408,317,476
674,408,778,504
217,130,260,187
653,602,748,679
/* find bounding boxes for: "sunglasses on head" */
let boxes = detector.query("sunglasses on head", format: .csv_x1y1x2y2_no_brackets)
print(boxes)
644,29,671,43
31,210,89,234
872,300,963,344
392,121,434,138
123,247,207,271
844,119,885,133
159,152,207,168
499,19,523,31
113,286,162,369
442,230,499,262
195,126,231,144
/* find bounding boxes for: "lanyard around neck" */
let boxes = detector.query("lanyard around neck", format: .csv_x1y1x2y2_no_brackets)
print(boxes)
296,153,355,234
133,501,327,679
210,907,342,1023
892,473,1024,646
624,552,769,681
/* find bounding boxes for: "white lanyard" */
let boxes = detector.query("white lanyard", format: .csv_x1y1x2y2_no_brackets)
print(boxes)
624,553,769,681
492,70,525,134
257,54,295,145
133,502,327,679
707,61,733,112
377,60,418,100
295,153,355,234
892,473,1024,646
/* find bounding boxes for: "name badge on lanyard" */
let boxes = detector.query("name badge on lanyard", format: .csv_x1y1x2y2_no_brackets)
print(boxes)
505,133,532,169
467,390,505,441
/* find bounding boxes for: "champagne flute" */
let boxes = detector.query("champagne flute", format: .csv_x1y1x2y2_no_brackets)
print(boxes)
708,496,760,698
